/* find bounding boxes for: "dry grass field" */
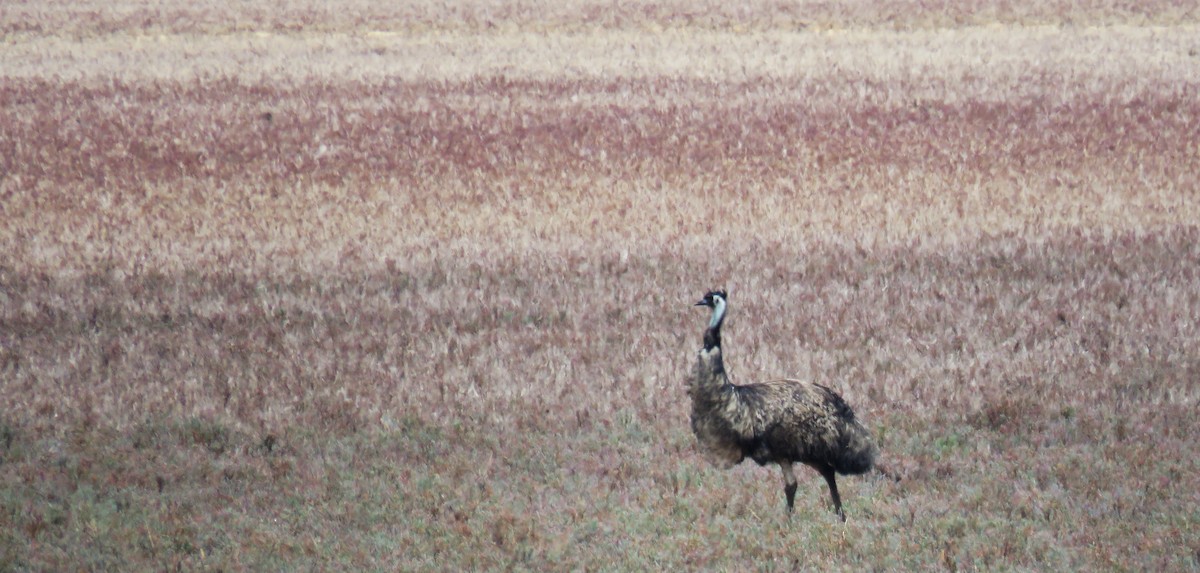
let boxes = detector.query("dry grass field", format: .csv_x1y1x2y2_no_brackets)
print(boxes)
3,1,1200,570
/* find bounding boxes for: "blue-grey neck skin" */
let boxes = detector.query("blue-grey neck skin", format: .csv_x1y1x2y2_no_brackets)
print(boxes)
709,295,727,329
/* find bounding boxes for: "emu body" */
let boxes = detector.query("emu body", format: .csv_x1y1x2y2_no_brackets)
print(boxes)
688,290,878,520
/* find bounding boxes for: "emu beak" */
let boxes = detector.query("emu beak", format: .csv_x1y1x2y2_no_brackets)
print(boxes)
695,299,708,307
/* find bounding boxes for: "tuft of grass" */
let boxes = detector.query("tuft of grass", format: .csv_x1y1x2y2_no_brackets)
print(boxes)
182,418,232,456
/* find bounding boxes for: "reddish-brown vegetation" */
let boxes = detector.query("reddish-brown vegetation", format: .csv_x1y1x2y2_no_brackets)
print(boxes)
1,1,1198,570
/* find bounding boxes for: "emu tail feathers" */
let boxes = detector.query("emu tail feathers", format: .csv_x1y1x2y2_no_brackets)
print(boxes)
833,420,879,476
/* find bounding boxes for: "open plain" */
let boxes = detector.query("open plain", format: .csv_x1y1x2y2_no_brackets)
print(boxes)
2,1,1199,570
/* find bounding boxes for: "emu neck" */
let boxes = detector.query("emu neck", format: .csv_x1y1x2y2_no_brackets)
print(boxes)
703,298,725,350
703,326,721,351
708,297,726,329
692,346,732,397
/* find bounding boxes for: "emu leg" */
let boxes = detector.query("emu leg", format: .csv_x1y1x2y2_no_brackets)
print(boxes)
818,465,845,522
780,462,798,513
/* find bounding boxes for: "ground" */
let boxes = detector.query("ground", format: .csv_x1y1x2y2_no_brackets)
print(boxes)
1,1,1199,570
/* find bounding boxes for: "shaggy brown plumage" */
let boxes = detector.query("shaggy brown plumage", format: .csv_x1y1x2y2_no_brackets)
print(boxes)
689,290,878,521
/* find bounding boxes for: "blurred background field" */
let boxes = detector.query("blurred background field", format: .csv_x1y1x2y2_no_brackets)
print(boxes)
2,1,1198,570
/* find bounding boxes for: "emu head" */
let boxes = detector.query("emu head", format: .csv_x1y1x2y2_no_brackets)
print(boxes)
694,289,727,350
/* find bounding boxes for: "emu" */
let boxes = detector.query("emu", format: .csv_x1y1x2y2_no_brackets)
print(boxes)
688,289,879,521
